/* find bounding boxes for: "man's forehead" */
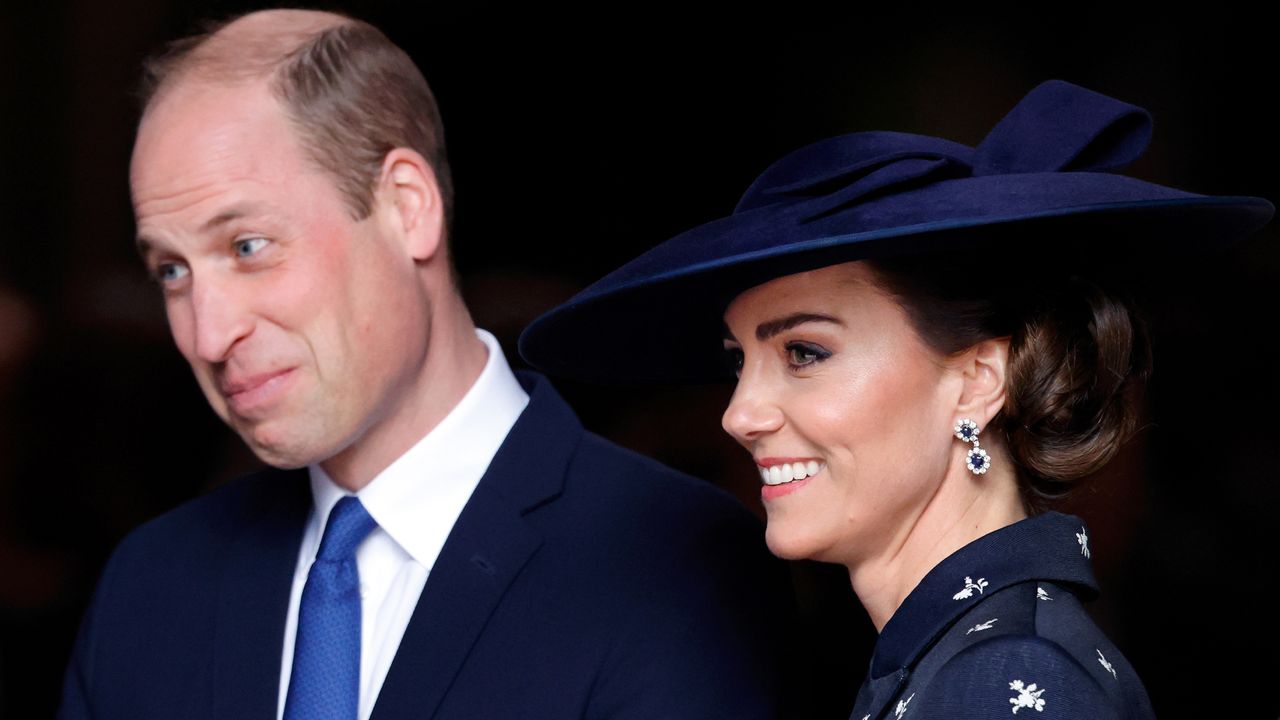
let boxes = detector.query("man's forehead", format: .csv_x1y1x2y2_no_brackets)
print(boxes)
133,80,292,182
130,80,316,228
138,77,277,141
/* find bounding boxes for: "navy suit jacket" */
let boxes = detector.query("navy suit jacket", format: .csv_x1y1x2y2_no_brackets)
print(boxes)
60,372,790,719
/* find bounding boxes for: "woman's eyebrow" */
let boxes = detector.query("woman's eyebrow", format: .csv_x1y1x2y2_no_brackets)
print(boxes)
755,313,843,341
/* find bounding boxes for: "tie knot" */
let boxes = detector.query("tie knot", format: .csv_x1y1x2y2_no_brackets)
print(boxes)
316,496,377,562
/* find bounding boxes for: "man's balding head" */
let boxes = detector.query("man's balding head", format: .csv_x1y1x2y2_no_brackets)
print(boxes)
141,9,453,226
142,10,346,100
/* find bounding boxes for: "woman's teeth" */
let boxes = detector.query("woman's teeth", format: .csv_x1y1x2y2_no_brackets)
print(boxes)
758,461,823,486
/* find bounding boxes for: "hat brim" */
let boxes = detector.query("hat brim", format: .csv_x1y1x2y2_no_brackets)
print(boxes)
520,194,1273,385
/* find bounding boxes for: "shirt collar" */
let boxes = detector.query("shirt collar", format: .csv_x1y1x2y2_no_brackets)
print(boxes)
871,511,1099,678
308,328,530,568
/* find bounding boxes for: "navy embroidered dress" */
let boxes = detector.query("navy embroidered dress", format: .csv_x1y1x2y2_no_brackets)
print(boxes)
849,513,1155,720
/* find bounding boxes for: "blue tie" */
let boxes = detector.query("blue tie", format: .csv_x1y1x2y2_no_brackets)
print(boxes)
284,496,377,720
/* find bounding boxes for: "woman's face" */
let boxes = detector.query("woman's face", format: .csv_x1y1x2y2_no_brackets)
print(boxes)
721,261,963,566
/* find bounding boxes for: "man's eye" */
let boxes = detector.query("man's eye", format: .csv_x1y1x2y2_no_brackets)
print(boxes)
156,262,190,283
233,237,269,258
786,342,830,368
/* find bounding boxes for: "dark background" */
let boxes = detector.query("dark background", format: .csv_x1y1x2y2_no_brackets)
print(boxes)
2,3,1277,718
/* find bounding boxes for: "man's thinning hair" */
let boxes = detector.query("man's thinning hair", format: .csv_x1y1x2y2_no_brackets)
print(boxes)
140,11,454,230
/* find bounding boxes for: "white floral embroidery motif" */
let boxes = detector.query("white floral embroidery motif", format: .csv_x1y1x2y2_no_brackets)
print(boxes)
894,693,914,719
1009,680,1046,714
966,618,998,634
1036,586,1052,601
1076,527,1091,558
1097,649,1117,679
953,576,989,600
861,716,870,720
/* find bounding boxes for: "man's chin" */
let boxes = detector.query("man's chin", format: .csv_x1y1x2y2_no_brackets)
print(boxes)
236,424,325,470
253,452,312,470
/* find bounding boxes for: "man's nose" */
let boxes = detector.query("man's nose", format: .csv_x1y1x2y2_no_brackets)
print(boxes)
190,276,253,363
721,369,784,446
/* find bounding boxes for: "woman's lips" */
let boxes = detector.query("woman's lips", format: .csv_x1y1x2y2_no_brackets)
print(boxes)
761,477,811,501
756,458,824,485
755,458,824,500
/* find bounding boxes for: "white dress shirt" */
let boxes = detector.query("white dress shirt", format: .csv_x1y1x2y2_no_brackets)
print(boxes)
277,329,530,720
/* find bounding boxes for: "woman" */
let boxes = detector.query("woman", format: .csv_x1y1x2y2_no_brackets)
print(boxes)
520,80,1272,718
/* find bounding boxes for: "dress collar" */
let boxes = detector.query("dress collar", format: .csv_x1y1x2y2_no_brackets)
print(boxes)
308,328,530,568
870,511,1099,678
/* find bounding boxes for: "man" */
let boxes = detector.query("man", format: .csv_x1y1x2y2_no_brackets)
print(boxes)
59,9,788,719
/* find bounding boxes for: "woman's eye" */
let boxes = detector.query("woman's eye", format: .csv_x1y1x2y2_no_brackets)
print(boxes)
786,342,830,368
233,237,269,258
723,347,744,377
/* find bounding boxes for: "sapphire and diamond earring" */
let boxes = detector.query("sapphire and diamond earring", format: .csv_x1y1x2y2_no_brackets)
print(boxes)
954,418,991,475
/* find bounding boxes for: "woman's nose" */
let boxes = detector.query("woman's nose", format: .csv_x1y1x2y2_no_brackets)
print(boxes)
721,374,784,445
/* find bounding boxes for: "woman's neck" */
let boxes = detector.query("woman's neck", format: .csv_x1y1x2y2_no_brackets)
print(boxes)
848,451,1026,632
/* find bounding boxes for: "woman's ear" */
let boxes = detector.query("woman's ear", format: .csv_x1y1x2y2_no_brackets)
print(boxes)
373,147,445,262
955,337,1010,428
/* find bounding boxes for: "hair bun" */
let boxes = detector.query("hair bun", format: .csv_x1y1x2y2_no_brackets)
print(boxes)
1003,277,1151,504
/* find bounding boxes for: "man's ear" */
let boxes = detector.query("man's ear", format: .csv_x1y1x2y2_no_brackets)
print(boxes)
374,147,445,262
954,337,1010,429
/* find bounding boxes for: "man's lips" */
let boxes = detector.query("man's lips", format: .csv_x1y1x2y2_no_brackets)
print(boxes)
220,368,296,415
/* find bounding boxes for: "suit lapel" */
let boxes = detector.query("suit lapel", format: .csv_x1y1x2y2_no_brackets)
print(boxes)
371,373,580,720
211,469,311,719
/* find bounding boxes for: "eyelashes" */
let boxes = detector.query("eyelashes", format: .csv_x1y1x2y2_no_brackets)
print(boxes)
785,342,831,368
721,342,832,378
723,347,744,378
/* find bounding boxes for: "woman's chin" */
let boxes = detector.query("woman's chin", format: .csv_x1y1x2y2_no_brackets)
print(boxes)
764,525,822,561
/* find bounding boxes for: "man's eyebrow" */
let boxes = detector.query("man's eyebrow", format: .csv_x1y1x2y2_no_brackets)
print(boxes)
134,203,265,257
755,313,843,341
200,203,261,232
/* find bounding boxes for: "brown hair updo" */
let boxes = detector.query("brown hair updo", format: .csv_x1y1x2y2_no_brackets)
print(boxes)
863,254,1152,512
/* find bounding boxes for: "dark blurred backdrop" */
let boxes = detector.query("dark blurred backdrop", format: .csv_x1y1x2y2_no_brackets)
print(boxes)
1,3,1277,718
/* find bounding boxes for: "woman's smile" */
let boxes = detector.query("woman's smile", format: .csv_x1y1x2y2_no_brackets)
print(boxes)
757,458,826,500
756,458,825,486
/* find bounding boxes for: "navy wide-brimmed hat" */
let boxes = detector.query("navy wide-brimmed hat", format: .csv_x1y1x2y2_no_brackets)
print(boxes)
520,80,1273,384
